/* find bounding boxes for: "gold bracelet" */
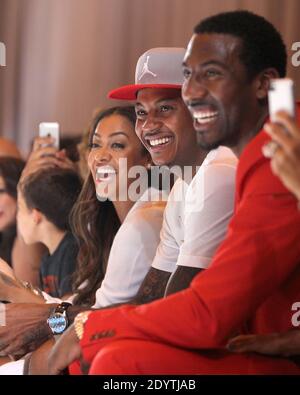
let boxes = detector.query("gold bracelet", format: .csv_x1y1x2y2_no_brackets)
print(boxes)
21,281,44,298
74,311,91,341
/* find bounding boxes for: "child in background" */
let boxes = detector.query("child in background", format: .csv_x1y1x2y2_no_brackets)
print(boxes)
17,168,82,298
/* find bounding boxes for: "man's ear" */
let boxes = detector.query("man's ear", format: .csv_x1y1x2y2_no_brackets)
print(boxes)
32,209,43,225
255,68,280,100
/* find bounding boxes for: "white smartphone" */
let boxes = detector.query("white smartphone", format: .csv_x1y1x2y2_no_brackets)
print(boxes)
39,122,60,149
268,78,295,122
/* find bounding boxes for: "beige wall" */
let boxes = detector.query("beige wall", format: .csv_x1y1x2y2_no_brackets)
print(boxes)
0,0,299,154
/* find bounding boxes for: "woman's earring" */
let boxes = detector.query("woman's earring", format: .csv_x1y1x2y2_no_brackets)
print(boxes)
147,163,152,170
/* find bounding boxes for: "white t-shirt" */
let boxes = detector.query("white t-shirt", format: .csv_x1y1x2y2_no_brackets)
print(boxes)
151,146,237,272
92,187,167,307
42,187,167,307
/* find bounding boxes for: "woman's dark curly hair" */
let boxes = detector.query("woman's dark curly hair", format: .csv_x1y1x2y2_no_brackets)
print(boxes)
71,106,146,306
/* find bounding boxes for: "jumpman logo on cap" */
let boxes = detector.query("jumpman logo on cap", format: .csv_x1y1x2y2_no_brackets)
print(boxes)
139,56,157,80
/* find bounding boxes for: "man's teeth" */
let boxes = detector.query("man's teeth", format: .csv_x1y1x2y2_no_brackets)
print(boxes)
193,111,218,124
149,137,171,147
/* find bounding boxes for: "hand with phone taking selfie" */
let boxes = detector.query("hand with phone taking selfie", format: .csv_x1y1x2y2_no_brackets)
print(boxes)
21,134,77,181
263,110,300,201
39,122,60,150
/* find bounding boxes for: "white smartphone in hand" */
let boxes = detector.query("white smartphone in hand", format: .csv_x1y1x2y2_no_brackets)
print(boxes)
268,78,295,122
39,122,60,149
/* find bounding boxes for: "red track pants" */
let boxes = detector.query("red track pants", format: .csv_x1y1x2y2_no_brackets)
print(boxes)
75,340,300,375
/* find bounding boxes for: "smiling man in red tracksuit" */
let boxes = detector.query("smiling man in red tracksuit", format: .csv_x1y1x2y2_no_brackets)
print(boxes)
48,10,300,375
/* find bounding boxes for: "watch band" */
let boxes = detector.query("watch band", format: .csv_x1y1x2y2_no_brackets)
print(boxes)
54,302,72,315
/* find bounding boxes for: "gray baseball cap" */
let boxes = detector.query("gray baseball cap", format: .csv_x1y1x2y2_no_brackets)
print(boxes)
108,47,186,100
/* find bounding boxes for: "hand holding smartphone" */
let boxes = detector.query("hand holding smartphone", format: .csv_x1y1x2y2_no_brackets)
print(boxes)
39,122,60,149
263,78,296,159
268,78,295,122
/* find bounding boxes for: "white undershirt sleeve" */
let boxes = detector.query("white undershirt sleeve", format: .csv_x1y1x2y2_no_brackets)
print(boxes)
177,162,236,269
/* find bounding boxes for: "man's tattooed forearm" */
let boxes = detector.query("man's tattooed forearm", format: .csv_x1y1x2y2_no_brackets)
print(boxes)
165,266,203,296
134,268,171,304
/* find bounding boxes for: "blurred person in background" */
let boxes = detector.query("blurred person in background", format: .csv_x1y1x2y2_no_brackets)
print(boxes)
0,138,22,159
0,157,25,267
0,134,77,284
17,167,82,299
76,128,90,180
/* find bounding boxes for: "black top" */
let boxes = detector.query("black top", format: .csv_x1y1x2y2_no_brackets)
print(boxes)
0,224,16,267
40,232,78,298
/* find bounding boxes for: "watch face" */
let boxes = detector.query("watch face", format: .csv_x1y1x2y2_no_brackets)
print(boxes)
47,313,67,335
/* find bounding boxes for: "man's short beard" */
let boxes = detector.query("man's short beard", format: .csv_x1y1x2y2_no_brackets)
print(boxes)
196,130,239,151
196,137,223,151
